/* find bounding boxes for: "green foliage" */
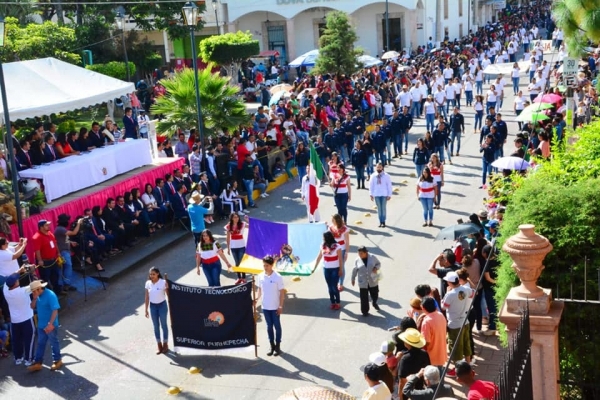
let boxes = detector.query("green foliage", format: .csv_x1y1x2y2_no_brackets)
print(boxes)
199,31,260,65
56,120,76,135
72,16,117,64
552,0,600,56
86,62,137,81
127,33,164,76
151,66,250,138
0,17,81,64
0,0,36,25
312,11,362,77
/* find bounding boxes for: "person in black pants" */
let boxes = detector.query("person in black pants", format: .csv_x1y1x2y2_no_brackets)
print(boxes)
351,246,382,317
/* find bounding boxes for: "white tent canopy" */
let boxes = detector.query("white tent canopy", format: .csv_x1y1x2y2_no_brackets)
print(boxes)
0,57,135,122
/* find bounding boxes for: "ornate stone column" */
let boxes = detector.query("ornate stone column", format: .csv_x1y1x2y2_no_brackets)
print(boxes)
499,224,564,400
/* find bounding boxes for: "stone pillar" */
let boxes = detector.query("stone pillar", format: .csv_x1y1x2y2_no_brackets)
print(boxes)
285,19,296,62
499,224,564,400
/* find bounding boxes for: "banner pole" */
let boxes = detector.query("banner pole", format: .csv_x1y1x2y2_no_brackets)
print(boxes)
164,273,175,351
252,277,258,358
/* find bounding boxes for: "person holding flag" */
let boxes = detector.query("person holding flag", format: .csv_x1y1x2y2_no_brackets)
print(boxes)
301,143,324,223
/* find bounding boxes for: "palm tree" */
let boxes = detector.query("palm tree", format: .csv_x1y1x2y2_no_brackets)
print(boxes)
151,66,250,138
553,0,600,56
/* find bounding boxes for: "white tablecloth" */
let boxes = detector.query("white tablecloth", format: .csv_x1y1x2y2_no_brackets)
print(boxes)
20,139,153,202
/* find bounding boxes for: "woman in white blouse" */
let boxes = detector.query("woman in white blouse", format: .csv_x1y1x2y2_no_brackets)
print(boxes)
527,77,541,102
513,91,527,130
511,62,521,96
486,85,498,114
144,267,169,355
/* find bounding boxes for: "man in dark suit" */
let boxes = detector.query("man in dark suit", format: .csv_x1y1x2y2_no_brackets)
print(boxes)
171,184,189,221
43,134,58,162
153,178,169,208
122,107,139,139
16,139,33,170
116,196,147,237
198,172,222,218
102,198,135,248
89,122,105,148
164,173,178,202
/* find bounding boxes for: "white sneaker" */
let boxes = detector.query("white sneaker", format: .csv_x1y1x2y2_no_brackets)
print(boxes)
15,358,23,365
264,193,270,197
24,359,33,367
243,209,250,214
238,211,245,216
260,193,267,198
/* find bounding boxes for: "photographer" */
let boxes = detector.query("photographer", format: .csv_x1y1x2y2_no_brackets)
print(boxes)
0,237,28,320
55,214,84,291
188,191,214,246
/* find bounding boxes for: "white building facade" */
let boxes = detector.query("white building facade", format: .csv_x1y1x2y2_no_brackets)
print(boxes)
223,0,473,63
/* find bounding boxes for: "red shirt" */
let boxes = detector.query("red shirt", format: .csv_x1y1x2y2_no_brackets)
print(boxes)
32,231,59,260
237,144,250,170
468,380,499,400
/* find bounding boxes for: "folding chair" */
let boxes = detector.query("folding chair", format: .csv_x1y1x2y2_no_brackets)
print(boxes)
169,204,191,232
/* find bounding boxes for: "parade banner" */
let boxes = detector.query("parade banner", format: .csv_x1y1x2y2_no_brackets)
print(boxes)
168,280,255,355
234,218,326,276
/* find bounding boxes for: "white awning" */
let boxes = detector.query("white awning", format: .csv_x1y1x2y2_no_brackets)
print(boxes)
0,57,135,122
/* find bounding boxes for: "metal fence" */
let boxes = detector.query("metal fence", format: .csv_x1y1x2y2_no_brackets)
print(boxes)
494,306,533,400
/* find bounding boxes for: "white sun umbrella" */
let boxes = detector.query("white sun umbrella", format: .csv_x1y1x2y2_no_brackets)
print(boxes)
492,156,531,171
288,49,319,68
357,55,383,67
381,50,400,60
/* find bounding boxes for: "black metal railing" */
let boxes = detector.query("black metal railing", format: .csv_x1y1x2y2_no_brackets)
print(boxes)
494,306,533,400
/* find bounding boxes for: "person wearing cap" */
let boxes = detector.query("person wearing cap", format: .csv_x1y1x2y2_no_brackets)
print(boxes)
442,271,475,376
403,365,455,400
485,219,500,241
188,191,214,246
3,273,35,366
397,328,430,397
455,360,498,399
351,246,382,316
380,340,398,377
361,361,392,400
27,280,62,372
365,351,394,395
428,249,461,298
32,220,62,295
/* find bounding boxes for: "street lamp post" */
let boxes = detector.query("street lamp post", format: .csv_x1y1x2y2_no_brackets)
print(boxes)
116,12,131,82
212,0,220,35
182,2,205,150
0,17,23,237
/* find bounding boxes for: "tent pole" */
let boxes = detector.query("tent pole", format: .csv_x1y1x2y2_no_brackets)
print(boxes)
252,279,258,358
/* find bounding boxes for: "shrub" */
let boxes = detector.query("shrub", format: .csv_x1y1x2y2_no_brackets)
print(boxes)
85,62,136,81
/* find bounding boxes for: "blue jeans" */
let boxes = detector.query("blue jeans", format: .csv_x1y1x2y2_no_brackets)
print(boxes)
297,165,307,183
243,179,255,206
202,259,222,286
476,81,483,95
323,267,341,304
435,181,442,206
35,327,61,363
426,113,435,132
483,286,497,330
411,102,420,118
474,110,483,131
58,250,73,287
366,155,374,176
415,163,426,178
465,90,473,105
374,196,387,224
227,161,238,176
355,165,365,184
450,130,461,155
296,131,309,146
401,131,409,153
419,197,434,222
375,150,386,166
486,101,496,112
285,160,294,179
446,99,455,114
263,309,282,343
437,105,447,120
482,159,493,184
393,135,402,156
434,146,445,163
334,192,348,224
385,138,392,161
150,300,169,342
231,246,246,279
512,77,520,94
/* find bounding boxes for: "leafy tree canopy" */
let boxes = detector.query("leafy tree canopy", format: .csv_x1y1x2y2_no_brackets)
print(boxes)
151,66,250,138
199,31,260,65
312,11,362,77
0,17,80,64
86,61,136,81
552,0,600,56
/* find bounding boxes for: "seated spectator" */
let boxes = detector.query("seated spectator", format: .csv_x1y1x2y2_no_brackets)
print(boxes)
171,184,190,221
403,365,455,400
174,168,191,193
55,132,79,158
16,139,33,170
89,122,106,147
272,157,284,177
66,131,80,152
69,215,105,272
164,173,178,201
141,183,166,227
253,165,268,198
102,120,119,142
119,193,150,237
131,188,158,232
153,178,170,208
198,172,220,221
43,133,58,163
163,141,174,157
29,137,44,166
157,142,168,158
103,197,135,248
220,181,247,216
77,127,95,151
89,206,119,256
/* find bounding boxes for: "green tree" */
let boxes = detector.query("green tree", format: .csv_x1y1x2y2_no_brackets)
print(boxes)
199,31,260,81
312,11,362,77
0,0,37,24
151,66,250,138
86,61,136,81
553,0,600,56
0,17,80,64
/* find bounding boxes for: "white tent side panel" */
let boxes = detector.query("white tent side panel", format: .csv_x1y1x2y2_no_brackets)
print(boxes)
0,57,135,121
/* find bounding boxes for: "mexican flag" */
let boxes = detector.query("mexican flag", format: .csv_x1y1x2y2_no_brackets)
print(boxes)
308,142,324,216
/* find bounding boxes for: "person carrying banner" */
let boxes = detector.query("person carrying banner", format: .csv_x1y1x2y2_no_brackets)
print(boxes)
255,256,285,357
314,231,343,310
301,165,321,223
195,229,232,287
226,213,249,285
330,164,351,224
328,214,350,292
144,267,169,355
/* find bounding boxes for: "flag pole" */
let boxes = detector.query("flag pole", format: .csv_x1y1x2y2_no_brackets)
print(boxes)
252,278,258,358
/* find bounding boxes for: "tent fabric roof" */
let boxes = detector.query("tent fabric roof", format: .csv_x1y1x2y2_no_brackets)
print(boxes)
0,57,135,122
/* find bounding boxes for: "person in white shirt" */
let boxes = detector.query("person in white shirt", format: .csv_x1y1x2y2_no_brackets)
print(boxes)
395,86,412,109
481,56,491,84
493,75,506,112
0,237,27,278
442,271,475,366
443,65,454,84
256,256,285,356
409,83,422,118
514,90,527,130
361,362,392,400
527,77,541,102
444,82,456,114
144,267,169,354
453,78,463,109
511,62,521,96
369,163,393,228
137,111,150,138
433,86,447,119
3,273,36,365
382,97,395,119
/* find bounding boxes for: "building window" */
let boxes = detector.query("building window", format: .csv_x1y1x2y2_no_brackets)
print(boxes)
459,0,463,17
444,0,449,19
318,23,327,39
459,23,463,38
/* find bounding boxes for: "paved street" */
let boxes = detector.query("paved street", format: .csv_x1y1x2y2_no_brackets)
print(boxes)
0,77,528,399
